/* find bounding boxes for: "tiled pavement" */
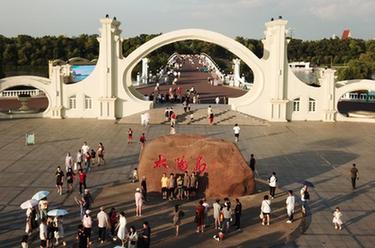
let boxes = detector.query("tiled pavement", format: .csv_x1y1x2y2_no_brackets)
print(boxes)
0,119,374,247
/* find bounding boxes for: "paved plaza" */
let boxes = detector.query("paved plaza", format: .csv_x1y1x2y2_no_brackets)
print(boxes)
0,118,374,247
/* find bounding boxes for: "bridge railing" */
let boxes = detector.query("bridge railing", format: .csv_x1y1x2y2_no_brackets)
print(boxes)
340,93,375,102
0,89,44,98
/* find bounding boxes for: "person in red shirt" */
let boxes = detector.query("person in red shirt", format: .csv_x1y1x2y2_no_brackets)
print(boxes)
78,169,87,194
195,200,205,233
139,133,146,149
128,128,133,144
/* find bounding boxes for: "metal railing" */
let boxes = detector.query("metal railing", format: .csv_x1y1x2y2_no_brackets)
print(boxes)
0,89,44,97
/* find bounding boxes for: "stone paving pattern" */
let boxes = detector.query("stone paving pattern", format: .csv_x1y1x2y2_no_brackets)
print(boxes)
0,119,374,247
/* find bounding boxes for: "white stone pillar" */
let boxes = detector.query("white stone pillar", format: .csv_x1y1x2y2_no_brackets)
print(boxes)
321,69,337,121
262,18,289,122
136,72,141,86
96,17,122,120
48,62,63,119
233,59,241,87
142,58,149,84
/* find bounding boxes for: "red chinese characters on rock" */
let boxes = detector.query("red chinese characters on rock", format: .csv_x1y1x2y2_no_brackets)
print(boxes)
153,154,207,173
195,155,207,173
175,156,188,171
153,154,168,169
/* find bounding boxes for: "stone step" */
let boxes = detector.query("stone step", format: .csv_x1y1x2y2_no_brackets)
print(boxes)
118,104,268,126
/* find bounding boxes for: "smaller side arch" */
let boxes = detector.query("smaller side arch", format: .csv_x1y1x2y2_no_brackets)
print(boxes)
0,76,53,116
335,79,375,109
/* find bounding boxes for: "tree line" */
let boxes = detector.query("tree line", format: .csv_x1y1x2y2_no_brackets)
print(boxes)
0,34,374,81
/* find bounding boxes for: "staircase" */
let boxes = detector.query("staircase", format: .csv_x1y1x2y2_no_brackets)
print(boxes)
118,104,268,126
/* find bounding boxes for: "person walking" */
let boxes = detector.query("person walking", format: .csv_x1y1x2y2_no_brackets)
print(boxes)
39,218,48,248
140,133,146,149
268,172,277,199
222,200,232,233
260,195,271,225
97,142,105,166
234,198,242,229
135,188,143,217
66,168,74,193
249,154,256,172
233,124,240,142
116,211,127,247
332,207,343,230
170,124,176,135
300,185,310,216
141,176,148,201
83,189,93,212
55,166,64,195
173,204,184,237
53,216,66,246
286,190,295,223
195,200,205,233
82,210,92,245
65,152,73,172
76,224,87,248
76,149,83,172
350,163,359,189
81,142,90,155
97,207,110,243
207,105,214,125
78,169,87,195
128,128,133,144
108,208,118,241
127,226,138,248
138,221,151,248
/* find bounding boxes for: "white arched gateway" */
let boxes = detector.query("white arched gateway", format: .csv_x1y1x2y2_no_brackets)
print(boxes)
2,17,371,123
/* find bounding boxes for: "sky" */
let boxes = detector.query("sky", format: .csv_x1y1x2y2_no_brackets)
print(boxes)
0,0,374,40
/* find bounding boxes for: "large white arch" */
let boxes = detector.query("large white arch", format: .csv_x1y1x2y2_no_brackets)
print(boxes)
117,29,267,113
0,76,53,116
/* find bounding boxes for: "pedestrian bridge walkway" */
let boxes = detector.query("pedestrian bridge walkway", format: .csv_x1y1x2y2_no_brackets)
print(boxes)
118,104,268,126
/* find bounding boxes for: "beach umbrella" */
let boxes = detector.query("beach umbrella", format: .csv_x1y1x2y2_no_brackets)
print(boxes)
47,209,68,217
32,191,49,201
298,180,315,188
20,199,38,209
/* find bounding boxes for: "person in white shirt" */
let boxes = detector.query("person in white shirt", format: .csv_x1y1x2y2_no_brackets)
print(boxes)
39,218,47,248
82,210,92,243
285,190,295,223
268,172,277,199
215,96,220,104
97,207,110,243
212,199,221,229
81,142,90,155
65,153,73,172
260,195,271,225
332,207,343,230
233,124,240,142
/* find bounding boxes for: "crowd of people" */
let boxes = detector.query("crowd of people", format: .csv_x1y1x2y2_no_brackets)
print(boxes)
18,119,358,247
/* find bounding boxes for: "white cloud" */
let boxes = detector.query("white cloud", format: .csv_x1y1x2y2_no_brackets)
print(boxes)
308,0,375,21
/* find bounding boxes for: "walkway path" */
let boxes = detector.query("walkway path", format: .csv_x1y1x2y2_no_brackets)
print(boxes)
136,55,247,103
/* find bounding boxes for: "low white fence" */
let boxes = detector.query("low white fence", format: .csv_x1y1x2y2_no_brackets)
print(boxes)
0,89,44,98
